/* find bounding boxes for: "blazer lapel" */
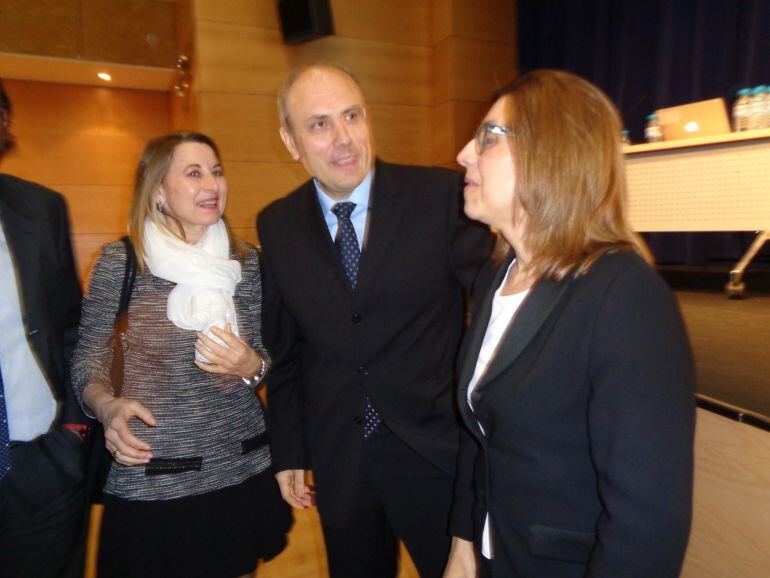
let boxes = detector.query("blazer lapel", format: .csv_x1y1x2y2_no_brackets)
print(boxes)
457,255,513,393
295,180,353,293
355,160,409,292
0,181,41,324
456,254,514,439
474,271,574,392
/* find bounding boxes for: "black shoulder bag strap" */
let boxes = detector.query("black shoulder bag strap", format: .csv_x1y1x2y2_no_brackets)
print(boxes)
109,236,137,398
86,236,137,503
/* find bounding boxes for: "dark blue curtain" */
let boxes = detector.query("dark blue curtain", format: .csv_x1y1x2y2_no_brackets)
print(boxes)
518,0,770,265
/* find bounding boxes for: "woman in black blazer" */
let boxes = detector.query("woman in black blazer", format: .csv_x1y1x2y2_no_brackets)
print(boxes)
443,70,695,578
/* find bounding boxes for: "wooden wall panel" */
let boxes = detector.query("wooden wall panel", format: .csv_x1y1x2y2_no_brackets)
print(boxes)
223,161,310,228
431,0,516,165
55,185,133,235
4,133,146,186
1,79,170,280
197,92,288,163
196,22,433,107
0,0,81,58
680,409,770,578
194,0,280,29
447,0,517,43
432,100,491,167
7,83,171,136
80,0,177,67
0,0,177,68
368,103,433,166
73,234,125,278
331,0,432,46
195,22,292,96
289,37,433,107
434,37,516,104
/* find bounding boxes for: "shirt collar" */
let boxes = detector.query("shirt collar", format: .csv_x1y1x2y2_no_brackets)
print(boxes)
314,170,374,216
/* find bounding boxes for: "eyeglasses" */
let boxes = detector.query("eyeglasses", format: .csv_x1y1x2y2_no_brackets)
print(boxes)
475,122,513,155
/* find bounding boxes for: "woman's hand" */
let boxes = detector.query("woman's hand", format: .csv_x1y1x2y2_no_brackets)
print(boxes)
443,537,477,578
194,324,263,379
83,384,156,466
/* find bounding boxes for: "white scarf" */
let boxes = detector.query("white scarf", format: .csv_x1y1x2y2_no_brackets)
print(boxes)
143,219,242,360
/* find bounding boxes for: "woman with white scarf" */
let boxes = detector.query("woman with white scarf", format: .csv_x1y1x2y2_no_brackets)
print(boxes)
71,133,291,578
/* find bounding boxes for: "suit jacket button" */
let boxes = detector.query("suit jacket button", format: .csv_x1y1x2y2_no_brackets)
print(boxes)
358,366,368,375
351,314,362,324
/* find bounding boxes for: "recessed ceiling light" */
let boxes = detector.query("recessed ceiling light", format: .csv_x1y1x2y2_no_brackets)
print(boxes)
97,72,112,82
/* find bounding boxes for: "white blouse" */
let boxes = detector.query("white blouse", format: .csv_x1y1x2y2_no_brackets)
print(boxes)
467,260,529,559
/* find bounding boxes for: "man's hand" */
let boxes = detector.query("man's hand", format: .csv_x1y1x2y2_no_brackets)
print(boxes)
275,469,314,509
443,537,477,578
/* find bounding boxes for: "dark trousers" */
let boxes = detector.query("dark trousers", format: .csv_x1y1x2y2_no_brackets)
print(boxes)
478,555,492,578
0,428,87,578
321,426,453,578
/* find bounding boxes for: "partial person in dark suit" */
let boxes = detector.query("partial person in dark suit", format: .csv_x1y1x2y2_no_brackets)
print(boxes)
258,64,493,578
0,78,88,578
443,69,695,578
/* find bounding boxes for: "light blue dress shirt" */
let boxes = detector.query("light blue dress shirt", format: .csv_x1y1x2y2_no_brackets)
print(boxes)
314,170,373,250
0,221,57,441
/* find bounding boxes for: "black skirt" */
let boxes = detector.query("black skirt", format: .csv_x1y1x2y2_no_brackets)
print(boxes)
98,471,292,578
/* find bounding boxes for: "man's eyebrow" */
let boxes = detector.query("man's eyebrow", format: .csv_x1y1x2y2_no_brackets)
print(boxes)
306,113,330,123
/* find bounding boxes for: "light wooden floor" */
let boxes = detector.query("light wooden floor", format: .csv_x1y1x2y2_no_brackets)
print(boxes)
85,505,420,578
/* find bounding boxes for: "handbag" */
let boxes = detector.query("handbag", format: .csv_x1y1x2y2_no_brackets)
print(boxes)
84,236,137,503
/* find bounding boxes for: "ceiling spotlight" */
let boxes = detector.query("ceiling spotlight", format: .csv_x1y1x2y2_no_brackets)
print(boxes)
97,72,112,82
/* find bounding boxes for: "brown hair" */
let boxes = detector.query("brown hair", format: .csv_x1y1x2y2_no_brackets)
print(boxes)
128,132,245,273
496,69,651,279
0,79,16,159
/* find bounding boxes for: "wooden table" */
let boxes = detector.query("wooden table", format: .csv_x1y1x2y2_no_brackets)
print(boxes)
624,129,770,297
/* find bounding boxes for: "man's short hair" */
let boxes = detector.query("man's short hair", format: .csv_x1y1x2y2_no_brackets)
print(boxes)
277,63,363,129
0,78,15,158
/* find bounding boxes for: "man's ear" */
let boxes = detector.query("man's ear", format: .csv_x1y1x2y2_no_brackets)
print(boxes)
279,126,301,161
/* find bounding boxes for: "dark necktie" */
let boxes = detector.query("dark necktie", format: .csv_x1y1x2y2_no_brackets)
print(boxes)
0,362,11,478
331,202,382,438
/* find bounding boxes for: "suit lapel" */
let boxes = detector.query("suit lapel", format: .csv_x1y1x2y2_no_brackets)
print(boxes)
456,254,513,439
295,180,353,293
475,271,574,391
0,179,41,325
457,254,513,394
355,160,409,292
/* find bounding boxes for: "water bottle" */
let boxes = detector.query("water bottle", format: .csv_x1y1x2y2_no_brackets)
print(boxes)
620,130,631,146
644,113,662,143
732,88,751,132
748,86,765,130
760,85,770,128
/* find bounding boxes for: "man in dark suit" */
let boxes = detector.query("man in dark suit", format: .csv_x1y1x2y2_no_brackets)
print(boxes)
258,64,492,577
0,79,88,577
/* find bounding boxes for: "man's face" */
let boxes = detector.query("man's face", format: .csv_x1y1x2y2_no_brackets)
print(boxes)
280,67,374,200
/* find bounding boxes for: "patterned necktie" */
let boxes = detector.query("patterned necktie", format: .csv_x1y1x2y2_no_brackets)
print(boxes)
331,202,382,438
0,362,11,479
331,202,360,288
